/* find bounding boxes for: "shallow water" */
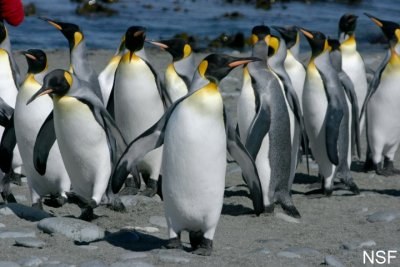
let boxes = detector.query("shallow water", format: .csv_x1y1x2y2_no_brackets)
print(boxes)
6,0,400,52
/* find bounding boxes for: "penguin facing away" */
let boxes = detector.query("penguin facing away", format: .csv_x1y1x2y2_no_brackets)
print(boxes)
40,17,103,102
300,28,359,195
362,14,400,176
111,54,264,256
27,70,126,220
14,49,71,209
150,38,196,106
108,26,166,197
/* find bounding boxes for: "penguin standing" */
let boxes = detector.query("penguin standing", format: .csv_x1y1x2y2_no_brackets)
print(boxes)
14,50,71,209
40,18,103,102
0,21,21,85
27,70,126,220
300,28,359,195
150,39,196,106
110,54,263,256
363,14,400,176
108,26,166,196
237,26,300,217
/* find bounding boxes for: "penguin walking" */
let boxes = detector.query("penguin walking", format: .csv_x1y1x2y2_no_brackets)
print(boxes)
150,39,196,106
300,28,359,195
108,26,166,197
27,70,126,220
40,17,103,102
110,54,263,256
362,14,400,176
237,26,300,217
14,50,71,209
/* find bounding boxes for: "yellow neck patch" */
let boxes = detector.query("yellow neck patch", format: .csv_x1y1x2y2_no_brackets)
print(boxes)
183,44,192,58
269,36,280,56
389,48,400,67
64,71,73,87
323,39,331,52
251,34,259,45
395,29,400,45
121,51,140,63
198,60,208,77
73,32,83,48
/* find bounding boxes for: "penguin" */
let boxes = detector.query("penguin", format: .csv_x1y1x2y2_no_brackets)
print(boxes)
362,14,400,176
107,26,166,197
40,17,103,102
300,28,359,195
27,70,126,220
98,35,125,105
14,49,71,209
149,38,196,106
237,26,300,217
0,21,21,85
110,54,263,256
338,13,368,159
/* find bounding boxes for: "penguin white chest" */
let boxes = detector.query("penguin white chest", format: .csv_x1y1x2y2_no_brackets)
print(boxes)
284,53,306,111
237,67,256,142
162,85,226,232
0,51,17,107
165,64,188,103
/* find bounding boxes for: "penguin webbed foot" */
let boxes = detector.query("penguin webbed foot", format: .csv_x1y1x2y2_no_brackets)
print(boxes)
43,195,68,208
79,200,98,221
263,204,275,214
383,158,400,175
280,203,301,218
163,236,183,250
375,161,393,177
140,178,158,197
119,176,140,196
191,238,213,256
189,231,203,250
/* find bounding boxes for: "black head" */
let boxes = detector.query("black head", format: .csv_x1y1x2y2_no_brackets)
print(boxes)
328,38,341,51
365,13,400,46
150,38,191,61
40,17,82,50
273,25,298,49
300,28,328,57
198,54,260,84
22,49,47,74
251,25,270,45
27,69,73,105
339,13,358,35
0,21,6,44
125,26,146,52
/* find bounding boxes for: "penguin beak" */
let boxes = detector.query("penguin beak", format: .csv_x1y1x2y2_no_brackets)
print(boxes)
364,13,384,28
27,86,53,105
134,30,146,38
39,16,63,30
147,40,169,49
21,51,37,61
228,57,261,68
299,28,314,40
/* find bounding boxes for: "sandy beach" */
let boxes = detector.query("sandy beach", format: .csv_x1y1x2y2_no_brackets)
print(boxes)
0,48,399,267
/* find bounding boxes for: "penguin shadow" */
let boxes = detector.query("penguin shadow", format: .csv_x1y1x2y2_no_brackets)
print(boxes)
221,203,254,216
224,184,251,198
100,229,166,251
359,188,400,197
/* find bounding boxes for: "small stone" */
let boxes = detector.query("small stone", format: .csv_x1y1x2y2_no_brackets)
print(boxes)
275,212,300,223
149,216,167,228
120,196,138,207
0,229,36,239
15,237,45,248
38,217,105,243
134,226,159,233
80,260,108,267
119,252,148,260
277,251,301,258
0,203,51,221
158,254,190,263
324,255,345,267
341,240,376,250
367,211,400,223
251,248,271,255
18,256,43,267
283,247,321,256
359,240,376,248
0,261,20,267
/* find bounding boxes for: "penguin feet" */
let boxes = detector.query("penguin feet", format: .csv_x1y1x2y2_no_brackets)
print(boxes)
106,197,126,212
383,158,400,175
363,156,375,172
281,204,301,218
263,204,275,214
163,237,183,250
346,181,360,195
79,200,98,221
189,231,203,250
119,177,140,196
140,179,158,197
44,195,67,208
192,238,213,256
375,163,393,177
323,187,333,197
9,172,23,186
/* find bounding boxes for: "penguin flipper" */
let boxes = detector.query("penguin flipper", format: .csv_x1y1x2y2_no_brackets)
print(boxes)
325,101,343,166
143,58,172,108
33,112,56,175
106,79,116,118
338,71,361,158
0,114,16,173
0,97,13,127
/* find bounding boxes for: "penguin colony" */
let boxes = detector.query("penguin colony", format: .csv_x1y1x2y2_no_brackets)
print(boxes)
0,12,399,256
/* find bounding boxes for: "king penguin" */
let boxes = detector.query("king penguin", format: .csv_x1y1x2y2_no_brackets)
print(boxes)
40,17,103,102
14,49,71,209
237,26,300,217
0,21,21,85
108,26,166,197
362,14,400,176
150,38,196,106
110,54,263,256
27,70,126,220
300,28,359,195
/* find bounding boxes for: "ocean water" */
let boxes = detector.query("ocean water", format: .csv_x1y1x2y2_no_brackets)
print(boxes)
6,0,400,52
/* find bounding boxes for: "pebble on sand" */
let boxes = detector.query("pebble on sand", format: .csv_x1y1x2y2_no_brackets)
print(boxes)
37,217,105,243
341,240,376,250
0,203,51,221
15,237,45,248
324,255,345,267
366,211,400,223
149,216,167,228
0,229,36,239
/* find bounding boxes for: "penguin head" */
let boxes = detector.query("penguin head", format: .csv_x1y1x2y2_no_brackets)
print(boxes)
365,13,400,48
22,49,48,74
40,17,83,50
27,70,73,104
267,35,281,57
251,25,271,45
300,28,330,57
125,26,146,52
339,13,358,36
0,21,7,44
273,25,299,49
149,38,192,62
198,54,260,84
327,38,341,52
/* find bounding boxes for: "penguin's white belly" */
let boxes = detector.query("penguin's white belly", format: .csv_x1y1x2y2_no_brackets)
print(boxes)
15,83,70,197
285,55,306,112
0,53,17,107
165,65,188,103
53,96,110,203
98,56,120,105
162,94,226,232
255,133,272,206
237,72,256,143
